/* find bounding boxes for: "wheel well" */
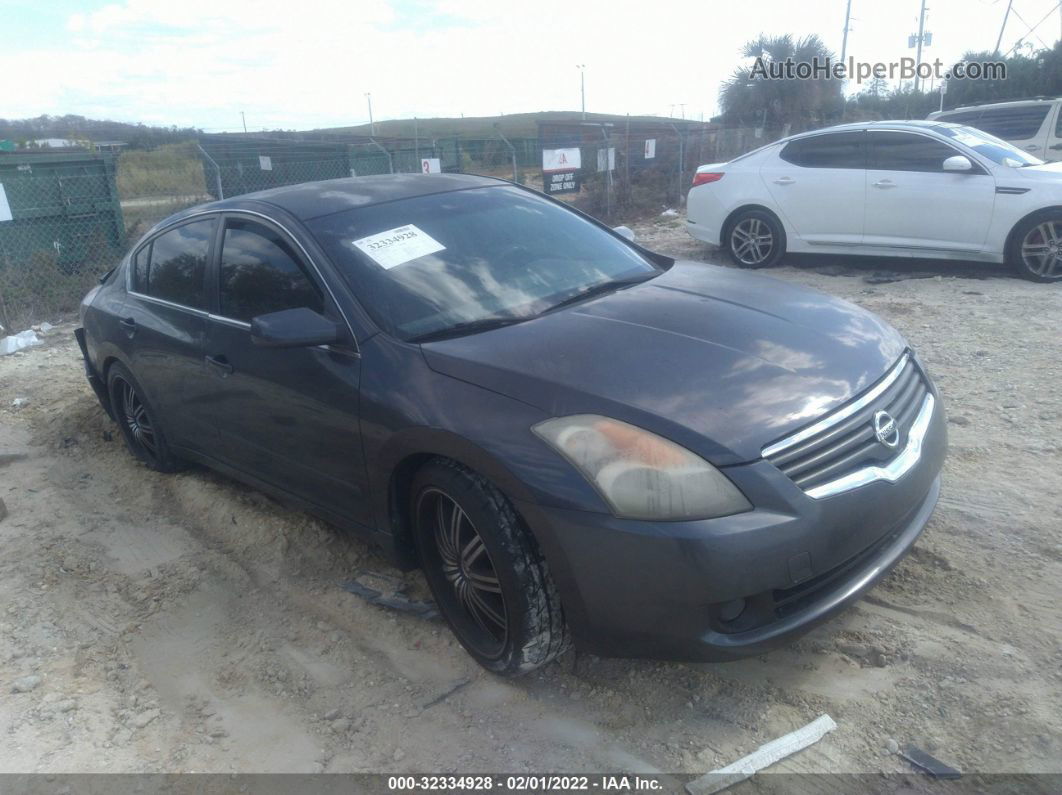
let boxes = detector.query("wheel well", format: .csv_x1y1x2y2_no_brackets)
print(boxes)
388,453,439,569
1004,206,1062,259
720,204,784,246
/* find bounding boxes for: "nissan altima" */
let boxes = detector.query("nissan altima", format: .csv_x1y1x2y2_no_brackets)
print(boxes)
77,174,946,675
688,119,1062,282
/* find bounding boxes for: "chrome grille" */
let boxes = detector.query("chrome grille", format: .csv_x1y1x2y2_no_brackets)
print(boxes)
763,354,930,497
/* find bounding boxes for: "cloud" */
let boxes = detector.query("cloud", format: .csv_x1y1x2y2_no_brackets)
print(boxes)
5,0,1057,131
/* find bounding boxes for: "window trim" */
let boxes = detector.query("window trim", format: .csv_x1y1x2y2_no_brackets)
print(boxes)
867,129,990,175
778,130,867,170
126,209,359,355
126,214,218,312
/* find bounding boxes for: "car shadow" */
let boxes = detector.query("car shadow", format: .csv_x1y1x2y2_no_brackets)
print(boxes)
775,253,1014,283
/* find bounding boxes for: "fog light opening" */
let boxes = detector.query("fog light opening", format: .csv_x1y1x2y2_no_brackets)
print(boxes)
718,597,747,623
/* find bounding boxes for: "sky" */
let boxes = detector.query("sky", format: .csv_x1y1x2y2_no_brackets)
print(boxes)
3,0,1061,131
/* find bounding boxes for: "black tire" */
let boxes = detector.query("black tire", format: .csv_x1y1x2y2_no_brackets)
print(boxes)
724,209,786,269
1006,212,1062,282
106,362,183,473
411,459,570,676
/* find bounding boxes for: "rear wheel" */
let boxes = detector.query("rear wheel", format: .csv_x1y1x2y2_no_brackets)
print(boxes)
411,459,570,676
724,209,786,268
1008,213,1062,282
107,362,183,472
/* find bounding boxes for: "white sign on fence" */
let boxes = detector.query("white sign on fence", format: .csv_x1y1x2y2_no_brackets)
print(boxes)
596,147,615,172
421,158,441,174
259,155,273,171
644,139,656,159
0,183,12,222
542,147,581,172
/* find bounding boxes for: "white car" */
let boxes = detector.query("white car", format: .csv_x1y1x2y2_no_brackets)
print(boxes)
929,98,1062,161
686,120,1062,282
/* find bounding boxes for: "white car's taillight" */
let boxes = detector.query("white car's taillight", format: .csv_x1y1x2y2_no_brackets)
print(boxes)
691,172,725,187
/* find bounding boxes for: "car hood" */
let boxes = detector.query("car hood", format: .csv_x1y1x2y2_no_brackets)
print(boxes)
422,262,907,464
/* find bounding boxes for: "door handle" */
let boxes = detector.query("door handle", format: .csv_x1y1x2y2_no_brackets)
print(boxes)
205,354,234,376
1025,145,1040,151
119,317,137,337
1049,143,1062,150
872,180,897,189
773,177,795,185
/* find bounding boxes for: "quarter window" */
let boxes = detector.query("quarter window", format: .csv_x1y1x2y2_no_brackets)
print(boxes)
976,105,1050,140
141,218,215,309
218,219,323,323
779,133,865,169
869,132,965,173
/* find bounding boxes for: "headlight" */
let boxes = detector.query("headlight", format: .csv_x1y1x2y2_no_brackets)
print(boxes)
532,415,751,521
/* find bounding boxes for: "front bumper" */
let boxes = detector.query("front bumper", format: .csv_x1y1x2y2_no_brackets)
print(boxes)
515,391,947,662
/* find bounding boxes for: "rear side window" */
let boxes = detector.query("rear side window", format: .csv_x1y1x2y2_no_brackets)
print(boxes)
139,218,215,309
779,132,865,169
218,219,323,323
976,105,1050,140
869,132,963,172
132,244,150,291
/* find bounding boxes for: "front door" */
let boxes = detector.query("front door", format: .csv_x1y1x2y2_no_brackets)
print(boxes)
760,130,867,246
200,215,372,527
864,131,995,254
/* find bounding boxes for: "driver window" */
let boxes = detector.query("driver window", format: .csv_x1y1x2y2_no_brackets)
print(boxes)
219,219,324,323
869,132,968,173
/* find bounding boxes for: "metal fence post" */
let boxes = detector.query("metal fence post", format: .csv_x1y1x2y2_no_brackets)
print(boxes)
369,137,394,173
493,124,519,183
669,123,683,204
196,142,224,199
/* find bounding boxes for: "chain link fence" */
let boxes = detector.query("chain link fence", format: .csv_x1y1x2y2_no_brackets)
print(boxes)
0,124,781,333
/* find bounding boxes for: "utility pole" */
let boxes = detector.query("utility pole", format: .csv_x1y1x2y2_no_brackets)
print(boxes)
914,0,928,92
840,0,853,62
365,92,375,136
679,103,686,119
240,111,247,133
994,0,1013,55
577,64,586,119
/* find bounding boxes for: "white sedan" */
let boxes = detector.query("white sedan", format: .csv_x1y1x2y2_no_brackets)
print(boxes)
686,120,1062,282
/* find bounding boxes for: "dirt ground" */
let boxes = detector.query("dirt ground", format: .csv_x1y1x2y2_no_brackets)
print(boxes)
1,217,1060,784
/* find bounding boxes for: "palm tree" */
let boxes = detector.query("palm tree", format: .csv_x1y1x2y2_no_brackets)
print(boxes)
720,34,844,131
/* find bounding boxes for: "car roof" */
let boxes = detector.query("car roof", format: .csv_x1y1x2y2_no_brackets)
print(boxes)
935,97,1060,114
780,119,951,144
176,172,505,224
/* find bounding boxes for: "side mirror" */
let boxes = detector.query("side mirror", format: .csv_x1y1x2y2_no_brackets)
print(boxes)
613,225,637,242
943,155,973,172
250,307,341,348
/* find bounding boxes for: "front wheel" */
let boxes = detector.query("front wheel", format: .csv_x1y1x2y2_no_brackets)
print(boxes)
1007,214,1062,282
724,210,786,269
411,459,570,676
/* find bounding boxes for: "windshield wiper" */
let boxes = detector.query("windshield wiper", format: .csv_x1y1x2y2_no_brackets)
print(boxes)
543,274,654,314
407,315,530,343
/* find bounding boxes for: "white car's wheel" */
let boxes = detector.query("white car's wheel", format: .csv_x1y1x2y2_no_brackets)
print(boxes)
1009,214,1062,282
724,210,786,269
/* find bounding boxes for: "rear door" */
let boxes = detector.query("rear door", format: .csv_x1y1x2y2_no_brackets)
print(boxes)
760,131,866,245
123,216,218,447
199,214,372,527
864,130,995,253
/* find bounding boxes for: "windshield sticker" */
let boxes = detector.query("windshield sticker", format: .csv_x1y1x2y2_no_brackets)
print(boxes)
352,224,445,269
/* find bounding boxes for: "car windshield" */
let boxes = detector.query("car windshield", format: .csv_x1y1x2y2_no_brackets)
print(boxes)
937,124,1045,167
307,184,659,341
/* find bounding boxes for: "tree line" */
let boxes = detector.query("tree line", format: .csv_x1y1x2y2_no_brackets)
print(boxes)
718,35,1062,132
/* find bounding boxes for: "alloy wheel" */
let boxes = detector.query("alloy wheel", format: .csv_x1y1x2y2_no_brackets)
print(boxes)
420,488,508,654
117,378,159,462
731,217,775,266
1020,221,1062,278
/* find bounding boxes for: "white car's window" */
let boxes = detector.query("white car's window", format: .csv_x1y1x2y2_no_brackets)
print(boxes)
779,132,865,169
869,132,971,173
937,125,1044,167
